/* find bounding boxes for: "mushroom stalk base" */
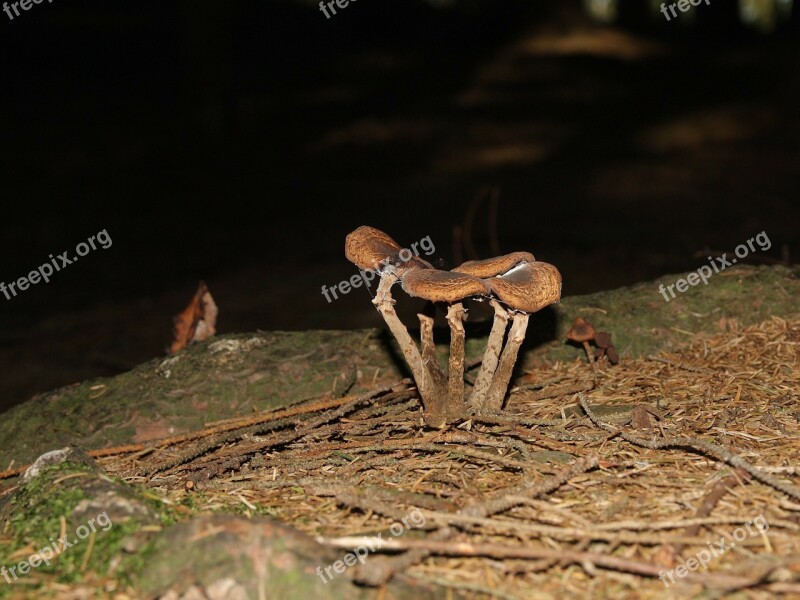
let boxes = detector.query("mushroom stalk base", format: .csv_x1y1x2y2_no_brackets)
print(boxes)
445,303,467,422
466,299,509,413
583,341,598,372
483,312,530,413
373,274,446,428
418,311,448,395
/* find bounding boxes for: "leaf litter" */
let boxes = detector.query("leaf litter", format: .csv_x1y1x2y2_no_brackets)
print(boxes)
8,316,800,598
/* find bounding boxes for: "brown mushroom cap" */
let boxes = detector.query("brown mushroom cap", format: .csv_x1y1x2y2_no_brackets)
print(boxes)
566,317,596,343
606,345,619,365
345,226,401,272
345,226,432,274
594,331,612,349
452,252,535,278
401,268,491,303
488,261,561,313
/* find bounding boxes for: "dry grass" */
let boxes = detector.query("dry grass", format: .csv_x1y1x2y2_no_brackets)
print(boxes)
94,316,800,598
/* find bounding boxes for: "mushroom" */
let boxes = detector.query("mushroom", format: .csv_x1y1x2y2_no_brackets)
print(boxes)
594,330,611,350
479,261,562,412
346,225,562,424
345,225,402,271
345,225,432,275
594,331,619,365
453,253,535,413
345,227,444,426
566,317,597,371
606,345,619,365
401,268,491,422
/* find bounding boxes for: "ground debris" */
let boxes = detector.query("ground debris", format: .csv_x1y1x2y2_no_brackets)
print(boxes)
78,316,800,598
3,316,799,598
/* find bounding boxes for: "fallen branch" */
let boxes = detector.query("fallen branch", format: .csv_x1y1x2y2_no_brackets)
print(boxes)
142,381,411,477
321,536,776,590
578,394,800,502
350,456,598,586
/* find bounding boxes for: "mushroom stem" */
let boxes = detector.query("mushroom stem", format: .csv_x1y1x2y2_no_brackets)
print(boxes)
466,299,509,413
445,303,467,422
583,341,598,372
418,309,448,395
482,312,530,412
373,273,446,427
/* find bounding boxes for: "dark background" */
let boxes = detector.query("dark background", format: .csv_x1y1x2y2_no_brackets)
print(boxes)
1,0,798,411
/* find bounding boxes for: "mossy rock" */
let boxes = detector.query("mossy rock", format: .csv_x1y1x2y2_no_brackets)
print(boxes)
0,448,162,597
139,514,447,600
0,448,450,599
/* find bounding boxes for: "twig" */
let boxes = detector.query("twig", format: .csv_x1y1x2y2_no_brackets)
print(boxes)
338,442,533,471
672,470,750,554
578,394,800,502
350,457,597,586
468,414,564,427
596,516,799,532
412,510,765,547
142,381,410,477
461,456,597,518
0,392,374,480
322,536,774,590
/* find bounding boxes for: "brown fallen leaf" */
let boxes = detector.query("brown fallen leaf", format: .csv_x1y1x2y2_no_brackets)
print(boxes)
631,403,665,431
170,281,218,354
132,416,176,443
631,404,654,431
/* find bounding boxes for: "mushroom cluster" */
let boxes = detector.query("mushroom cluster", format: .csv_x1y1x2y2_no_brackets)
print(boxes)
565,317,619,367
346,226,562,428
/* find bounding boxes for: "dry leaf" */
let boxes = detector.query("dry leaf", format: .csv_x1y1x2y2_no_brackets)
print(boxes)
170,281,218,354
132,417,176,443
631,404,653,431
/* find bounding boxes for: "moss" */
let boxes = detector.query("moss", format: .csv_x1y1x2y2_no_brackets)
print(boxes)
0,463,92,591
3,462,93,543
115,535,161,587
0,460,172,594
